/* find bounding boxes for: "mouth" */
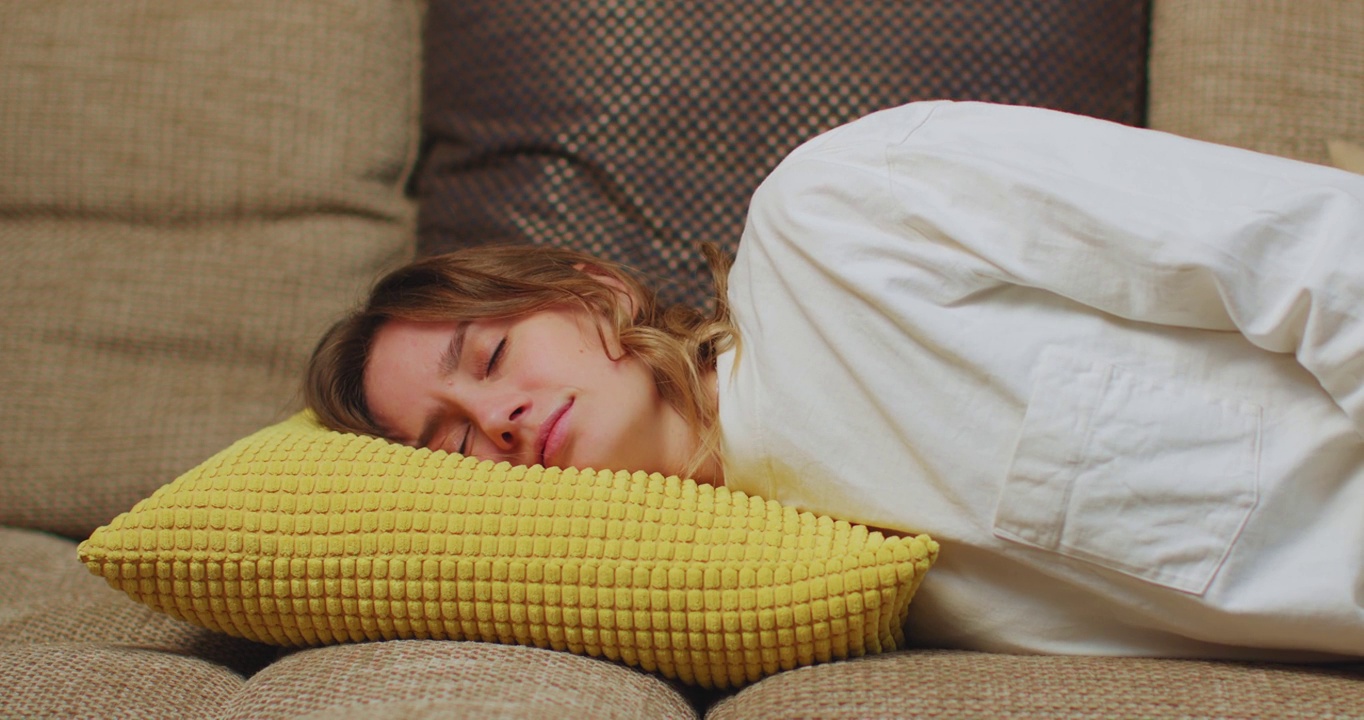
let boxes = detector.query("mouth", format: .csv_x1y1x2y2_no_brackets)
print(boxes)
535,398,573,468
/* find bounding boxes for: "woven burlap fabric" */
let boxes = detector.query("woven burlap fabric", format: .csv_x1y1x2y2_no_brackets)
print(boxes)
708,650,1364,720
0,527,274,675
218,640,698,720
0,643,246,720
1148,0,1364,166
0,528,90,616
0,218,412,540
417,0,1150,308
0,0,421,220
0,0,423,540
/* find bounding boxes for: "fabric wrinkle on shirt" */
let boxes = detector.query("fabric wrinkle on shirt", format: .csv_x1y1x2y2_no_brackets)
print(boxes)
717,100,1364,660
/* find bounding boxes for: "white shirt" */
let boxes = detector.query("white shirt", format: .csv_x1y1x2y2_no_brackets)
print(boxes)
716,101,1364,660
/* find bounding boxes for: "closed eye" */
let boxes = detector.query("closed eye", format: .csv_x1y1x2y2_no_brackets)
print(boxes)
484,337,507,377
457,338,505,456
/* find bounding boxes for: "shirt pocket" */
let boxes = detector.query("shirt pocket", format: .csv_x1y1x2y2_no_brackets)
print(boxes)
994,346,1262,595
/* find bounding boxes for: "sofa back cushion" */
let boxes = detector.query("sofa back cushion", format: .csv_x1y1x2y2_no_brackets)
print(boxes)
415,0,1152,308
1148,0,1364,167
0,0,423,539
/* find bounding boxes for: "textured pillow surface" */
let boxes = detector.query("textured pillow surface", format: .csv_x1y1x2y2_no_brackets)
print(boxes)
78,413,938,689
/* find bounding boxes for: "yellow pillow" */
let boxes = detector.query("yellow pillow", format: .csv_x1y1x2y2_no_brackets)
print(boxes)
78,412,937,689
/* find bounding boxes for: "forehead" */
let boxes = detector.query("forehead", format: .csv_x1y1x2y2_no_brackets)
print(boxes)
362,320,463,429
368,320,461,370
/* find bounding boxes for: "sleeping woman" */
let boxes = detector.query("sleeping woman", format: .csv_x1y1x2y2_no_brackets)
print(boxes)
306,101,1364,661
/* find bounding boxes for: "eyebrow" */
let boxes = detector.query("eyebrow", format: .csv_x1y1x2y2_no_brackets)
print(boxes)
437,322,469,379
414,322,468,449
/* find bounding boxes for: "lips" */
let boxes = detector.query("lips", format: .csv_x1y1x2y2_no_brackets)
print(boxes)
535,399,573,468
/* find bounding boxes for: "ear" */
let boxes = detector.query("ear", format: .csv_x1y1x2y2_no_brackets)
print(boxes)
574,262,642,319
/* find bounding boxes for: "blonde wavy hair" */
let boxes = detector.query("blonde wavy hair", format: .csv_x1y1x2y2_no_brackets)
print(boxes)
304,244,735,479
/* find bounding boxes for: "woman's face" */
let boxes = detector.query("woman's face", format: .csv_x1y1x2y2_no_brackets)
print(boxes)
363,307,696,476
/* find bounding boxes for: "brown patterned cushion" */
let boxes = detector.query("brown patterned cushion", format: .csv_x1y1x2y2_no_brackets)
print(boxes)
417,0,1150,307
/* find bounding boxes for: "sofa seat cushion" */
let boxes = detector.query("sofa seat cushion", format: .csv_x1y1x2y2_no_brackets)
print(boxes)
218,640,697,720
709,650,1364,719
0,527,273,675
0,643,249,720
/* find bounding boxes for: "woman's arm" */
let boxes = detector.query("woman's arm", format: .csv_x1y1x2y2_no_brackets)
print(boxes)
880,102,1364,435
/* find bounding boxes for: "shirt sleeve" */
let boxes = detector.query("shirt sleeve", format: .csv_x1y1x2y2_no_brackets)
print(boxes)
882,102,1364,436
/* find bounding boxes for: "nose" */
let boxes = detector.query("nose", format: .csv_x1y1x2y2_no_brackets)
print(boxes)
471,391,530,455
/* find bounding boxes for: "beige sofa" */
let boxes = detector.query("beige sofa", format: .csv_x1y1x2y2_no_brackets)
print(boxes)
1,1,1360,718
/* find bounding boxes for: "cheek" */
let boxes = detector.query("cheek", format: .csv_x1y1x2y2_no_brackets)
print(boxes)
609,356,661,404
